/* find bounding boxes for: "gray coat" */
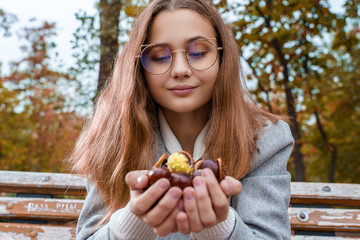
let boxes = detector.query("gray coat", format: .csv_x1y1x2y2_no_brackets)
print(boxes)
76,120,294,239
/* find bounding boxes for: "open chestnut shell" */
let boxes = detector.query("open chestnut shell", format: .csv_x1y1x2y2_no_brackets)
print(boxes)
147,151,227,189
194,158,227,182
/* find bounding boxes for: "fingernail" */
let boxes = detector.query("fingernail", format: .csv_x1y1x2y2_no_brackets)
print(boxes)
159,180,169,190
136,176,144,185
184,191,193,200
178,216,186,223
193,178,203,187
203,169,211,177
226,181,232,195
171,189,181,199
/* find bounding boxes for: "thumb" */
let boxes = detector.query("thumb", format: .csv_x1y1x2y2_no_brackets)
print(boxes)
125,171,149,190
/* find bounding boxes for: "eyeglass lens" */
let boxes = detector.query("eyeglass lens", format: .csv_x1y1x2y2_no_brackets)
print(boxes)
141,39,219,75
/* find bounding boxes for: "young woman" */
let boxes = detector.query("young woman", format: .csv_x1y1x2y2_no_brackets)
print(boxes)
70,0,294,239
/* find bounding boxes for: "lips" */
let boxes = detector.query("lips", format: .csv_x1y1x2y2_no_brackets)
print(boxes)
169,85,196,96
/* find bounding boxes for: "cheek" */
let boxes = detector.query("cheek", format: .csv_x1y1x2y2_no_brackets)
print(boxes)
145,73,167,96
201,63,219,86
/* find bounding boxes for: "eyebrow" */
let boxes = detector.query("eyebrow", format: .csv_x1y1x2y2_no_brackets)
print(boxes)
149,35,215,46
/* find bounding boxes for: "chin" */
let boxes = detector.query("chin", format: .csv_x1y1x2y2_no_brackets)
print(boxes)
164,103,209,115
169,107,196,114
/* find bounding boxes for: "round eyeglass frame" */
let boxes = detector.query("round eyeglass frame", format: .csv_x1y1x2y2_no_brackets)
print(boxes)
136,38,223,75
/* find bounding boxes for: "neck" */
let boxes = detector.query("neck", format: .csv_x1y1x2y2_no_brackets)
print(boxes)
162,106,209,154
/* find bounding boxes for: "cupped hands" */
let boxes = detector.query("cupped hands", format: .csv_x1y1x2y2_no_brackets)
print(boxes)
125,168,242,236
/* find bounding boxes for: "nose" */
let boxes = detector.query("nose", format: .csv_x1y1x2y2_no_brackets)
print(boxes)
170,50,192,79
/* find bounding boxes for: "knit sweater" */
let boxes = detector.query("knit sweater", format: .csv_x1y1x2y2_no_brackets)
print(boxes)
76,119,294,240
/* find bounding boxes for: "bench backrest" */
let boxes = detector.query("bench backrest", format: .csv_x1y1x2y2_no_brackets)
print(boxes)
1,170,360,239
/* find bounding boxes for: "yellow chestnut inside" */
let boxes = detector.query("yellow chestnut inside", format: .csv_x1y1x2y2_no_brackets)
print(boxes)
167,152,193,174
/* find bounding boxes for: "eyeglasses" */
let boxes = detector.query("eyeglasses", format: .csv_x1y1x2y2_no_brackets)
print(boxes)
136,38,223,75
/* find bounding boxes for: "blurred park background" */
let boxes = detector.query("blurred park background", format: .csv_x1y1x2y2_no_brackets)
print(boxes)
0,0,359,183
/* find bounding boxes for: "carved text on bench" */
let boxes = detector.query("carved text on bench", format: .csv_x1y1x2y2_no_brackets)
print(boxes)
27,202,78,213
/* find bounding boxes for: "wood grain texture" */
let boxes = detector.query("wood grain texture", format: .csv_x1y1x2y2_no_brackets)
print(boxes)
0,222,76,240
1,171,360,238
1,171,360,205
289,207,360,232
0,171,86,196
0,197,83,220
292,236,359,240
291,182,360,207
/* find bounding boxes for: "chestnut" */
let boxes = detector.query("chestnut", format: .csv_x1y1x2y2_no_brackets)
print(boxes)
194,158,227,181
192,170,202,178
148,167,171,185
146,151,227,190
171,173,193,189
167,151,194,174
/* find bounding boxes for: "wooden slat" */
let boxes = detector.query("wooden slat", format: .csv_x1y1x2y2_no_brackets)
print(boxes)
0,197,83,221
0,171,86,196
289,207,360,232
0,222,76,240
292,236,359,240
1,170,360,239
291,182,360,207
1,171,360,206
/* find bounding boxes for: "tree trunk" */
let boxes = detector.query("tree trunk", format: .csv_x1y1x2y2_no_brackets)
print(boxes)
256,3,306,181
314,111,337,182
275,43,305,181
96,0,122,100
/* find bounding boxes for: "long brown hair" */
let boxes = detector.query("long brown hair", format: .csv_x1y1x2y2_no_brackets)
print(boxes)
68,0,278,225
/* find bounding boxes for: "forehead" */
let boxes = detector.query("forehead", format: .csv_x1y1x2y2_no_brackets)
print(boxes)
147,9,216,45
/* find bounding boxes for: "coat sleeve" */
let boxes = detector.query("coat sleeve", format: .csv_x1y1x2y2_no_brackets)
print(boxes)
76,180,156,240
193,120,293,240
229,119,294,239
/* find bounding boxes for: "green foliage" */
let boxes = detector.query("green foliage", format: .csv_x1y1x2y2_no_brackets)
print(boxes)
303,1,360,182
229,0,360,182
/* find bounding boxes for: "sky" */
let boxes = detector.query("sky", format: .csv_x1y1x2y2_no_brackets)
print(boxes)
0,0,347,76
0,0,98,74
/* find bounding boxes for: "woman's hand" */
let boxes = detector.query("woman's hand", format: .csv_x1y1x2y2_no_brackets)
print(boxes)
176,168,242,234
125,171,183,236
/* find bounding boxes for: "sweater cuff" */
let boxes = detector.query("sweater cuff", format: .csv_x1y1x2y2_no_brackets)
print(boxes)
191,207,236,240
109,203,156,240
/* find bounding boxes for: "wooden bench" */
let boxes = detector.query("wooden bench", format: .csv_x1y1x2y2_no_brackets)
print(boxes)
0,170,360,239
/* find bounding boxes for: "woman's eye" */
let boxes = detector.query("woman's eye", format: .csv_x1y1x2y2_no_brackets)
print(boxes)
189,51,207,58
151,55,171,62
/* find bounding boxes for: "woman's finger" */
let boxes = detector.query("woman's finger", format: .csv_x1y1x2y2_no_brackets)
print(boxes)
203,168,228,222
142,186,182,227
125,171,149,190
171,200,184,233
130,178,170,216
220,176,242,197
176,211,190,234
153,200,182,237
193,176,217,228
183,187,203,232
